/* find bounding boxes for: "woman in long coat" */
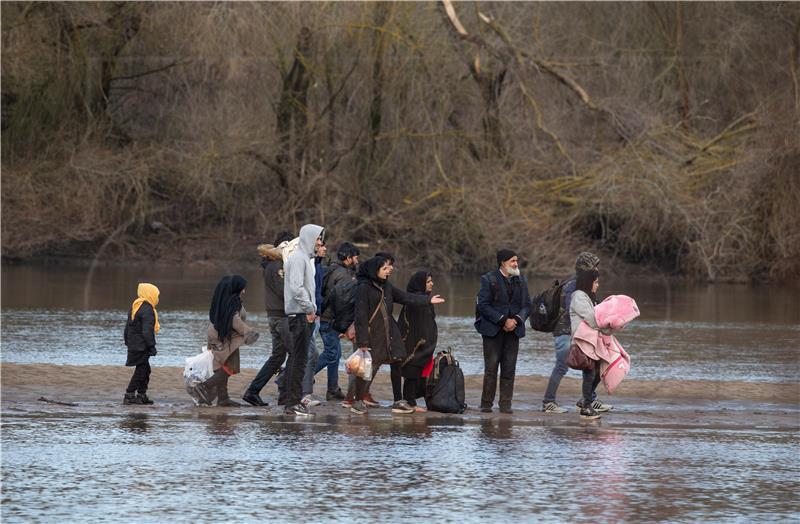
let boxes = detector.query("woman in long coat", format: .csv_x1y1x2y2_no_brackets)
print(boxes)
351,255,444,415
124,283,160,405
394,270,438,412
195,275,259,407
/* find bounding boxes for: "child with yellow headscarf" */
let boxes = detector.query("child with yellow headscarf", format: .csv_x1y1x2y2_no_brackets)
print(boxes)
123,283,160,405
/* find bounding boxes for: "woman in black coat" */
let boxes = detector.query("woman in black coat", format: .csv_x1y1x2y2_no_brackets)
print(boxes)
123,283,160,405
351,255,444,415
392,270,438,412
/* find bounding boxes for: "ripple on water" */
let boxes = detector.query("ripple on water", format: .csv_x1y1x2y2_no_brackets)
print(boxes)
1,414,799,522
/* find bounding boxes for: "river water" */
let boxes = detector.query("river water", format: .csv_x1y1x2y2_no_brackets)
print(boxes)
1,263,799,522
2,264,798,382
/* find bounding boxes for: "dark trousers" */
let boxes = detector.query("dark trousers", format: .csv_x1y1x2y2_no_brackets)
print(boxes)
390,363,422,406
285,314,312,407
247,316,290,395
481,332,519,410
126,360,151,394
582,360,602,404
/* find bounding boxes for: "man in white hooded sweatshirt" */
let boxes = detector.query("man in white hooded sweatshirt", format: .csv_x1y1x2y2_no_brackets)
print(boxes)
283,223,325,416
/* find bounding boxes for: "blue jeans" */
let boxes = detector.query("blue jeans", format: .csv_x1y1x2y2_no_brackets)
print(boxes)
543,334,571,403
314,321,343,392
301,319,320,396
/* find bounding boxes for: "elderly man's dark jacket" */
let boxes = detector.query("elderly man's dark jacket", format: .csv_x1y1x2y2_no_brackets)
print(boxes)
474,269,531,338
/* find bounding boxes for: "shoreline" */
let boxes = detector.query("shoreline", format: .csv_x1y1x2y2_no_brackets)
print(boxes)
3,364,798,431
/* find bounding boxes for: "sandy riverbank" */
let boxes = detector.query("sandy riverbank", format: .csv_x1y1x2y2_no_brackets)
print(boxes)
2,364,798,431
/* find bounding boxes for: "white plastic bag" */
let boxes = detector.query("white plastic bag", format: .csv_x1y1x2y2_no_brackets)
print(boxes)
345,348,372,380
184,346,214,405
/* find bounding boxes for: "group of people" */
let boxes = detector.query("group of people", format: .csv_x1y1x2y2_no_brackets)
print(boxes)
122,222,611,420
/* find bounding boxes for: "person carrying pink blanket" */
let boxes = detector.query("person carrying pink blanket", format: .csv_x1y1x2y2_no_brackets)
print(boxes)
570,269,640,419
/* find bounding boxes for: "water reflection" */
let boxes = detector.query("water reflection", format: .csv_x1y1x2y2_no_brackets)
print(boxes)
118,413,149,434
1,414,798,521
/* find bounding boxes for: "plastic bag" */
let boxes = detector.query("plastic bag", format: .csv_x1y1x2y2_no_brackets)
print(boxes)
345,348,372,380
184,346,214,405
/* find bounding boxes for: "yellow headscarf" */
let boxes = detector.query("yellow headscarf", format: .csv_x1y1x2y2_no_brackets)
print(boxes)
131,283,160,334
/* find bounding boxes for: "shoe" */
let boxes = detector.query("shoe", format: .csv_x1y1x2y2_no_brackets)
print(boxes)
123,392,143,405
350,400,367,415
341,399,354,409
580,406,601,420
217,398,242,407
136,393,154,405
391,400,415,414
193,384,212,406
480,407,493,413
576,399,613,412
284,403,313,416
414,406,427,413
362,393,380,408
301,394,321,407
326,388,346,401
542,401,568,414
242,391,268,407
500,407,513,414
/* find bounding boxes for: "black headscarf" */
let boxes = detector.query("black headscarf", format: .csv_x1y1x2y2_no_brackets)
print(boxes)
209,274,247,340
357,255,390,287
575,268,599,305
399,270,437,374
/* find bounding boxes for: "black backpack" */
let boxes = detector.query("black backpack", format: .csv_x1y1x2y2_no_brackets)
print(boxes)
530,279,567,333
329,279,358,333
425,349,467,414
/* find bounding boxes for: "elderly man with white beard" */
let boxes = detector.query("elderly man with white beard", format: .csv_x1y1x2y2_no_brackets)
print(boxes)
474,249,532,414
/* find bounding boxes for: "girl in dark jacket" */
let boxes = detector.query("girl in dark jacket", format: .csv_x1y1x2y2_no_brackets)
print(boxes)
392,270,438,413
351,255,444,415
123,283,160,405
195,275,259,407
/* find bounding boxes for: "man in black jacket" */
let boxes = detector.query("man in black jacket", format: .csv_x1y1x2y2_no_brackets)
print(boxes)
242,231,294,407
314,241,359,400
475,249,531,414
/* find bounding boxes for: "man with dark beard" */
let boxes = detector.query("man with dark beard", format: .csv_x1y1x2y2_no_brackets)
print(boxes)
475,249,531,414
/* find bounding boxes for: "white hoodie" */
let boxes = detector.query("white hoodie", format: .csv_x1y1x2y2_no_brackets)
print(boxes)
283,224,323,315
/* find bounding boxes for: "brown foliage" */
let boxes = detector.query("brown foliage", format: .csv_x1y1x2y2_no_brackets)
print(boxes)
2,1,799,281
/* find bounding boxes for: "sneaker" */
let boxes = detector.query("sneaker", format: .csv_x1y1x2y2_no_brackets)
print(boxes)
576,398,613,412
500,407,513,414
123,392,143,405
350,400,367,415
284,403,313,416
414,406,427,413
217,398,242,407
580,406,601,420
391,400,415,414
480,406,493,413
301,394,321,407
542,401,568,414
341,399,354,409
362,393,380,408
326,388,346,401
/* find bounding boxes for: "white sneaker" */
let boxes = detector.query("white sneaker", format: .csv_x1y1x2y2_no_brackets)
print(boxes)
542,401,568,414
301,394,321,407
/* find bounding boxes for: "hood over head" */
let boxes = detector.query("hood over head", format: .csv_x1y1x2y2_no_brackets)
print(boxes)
406,270,431,294
357,255,390,286
298,224,324,257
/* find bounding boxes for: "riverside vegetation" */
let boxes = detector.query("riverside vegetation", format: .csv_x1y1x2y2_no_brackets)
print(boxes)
2,2,799,281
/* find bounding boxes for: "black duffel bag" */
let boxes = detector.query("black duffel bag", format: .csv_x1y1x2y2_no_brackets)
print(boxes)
425,349,467,414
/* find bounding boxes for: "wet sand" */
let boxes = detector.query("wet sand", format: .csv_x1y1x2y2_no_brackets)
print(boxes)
2,363,798,430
